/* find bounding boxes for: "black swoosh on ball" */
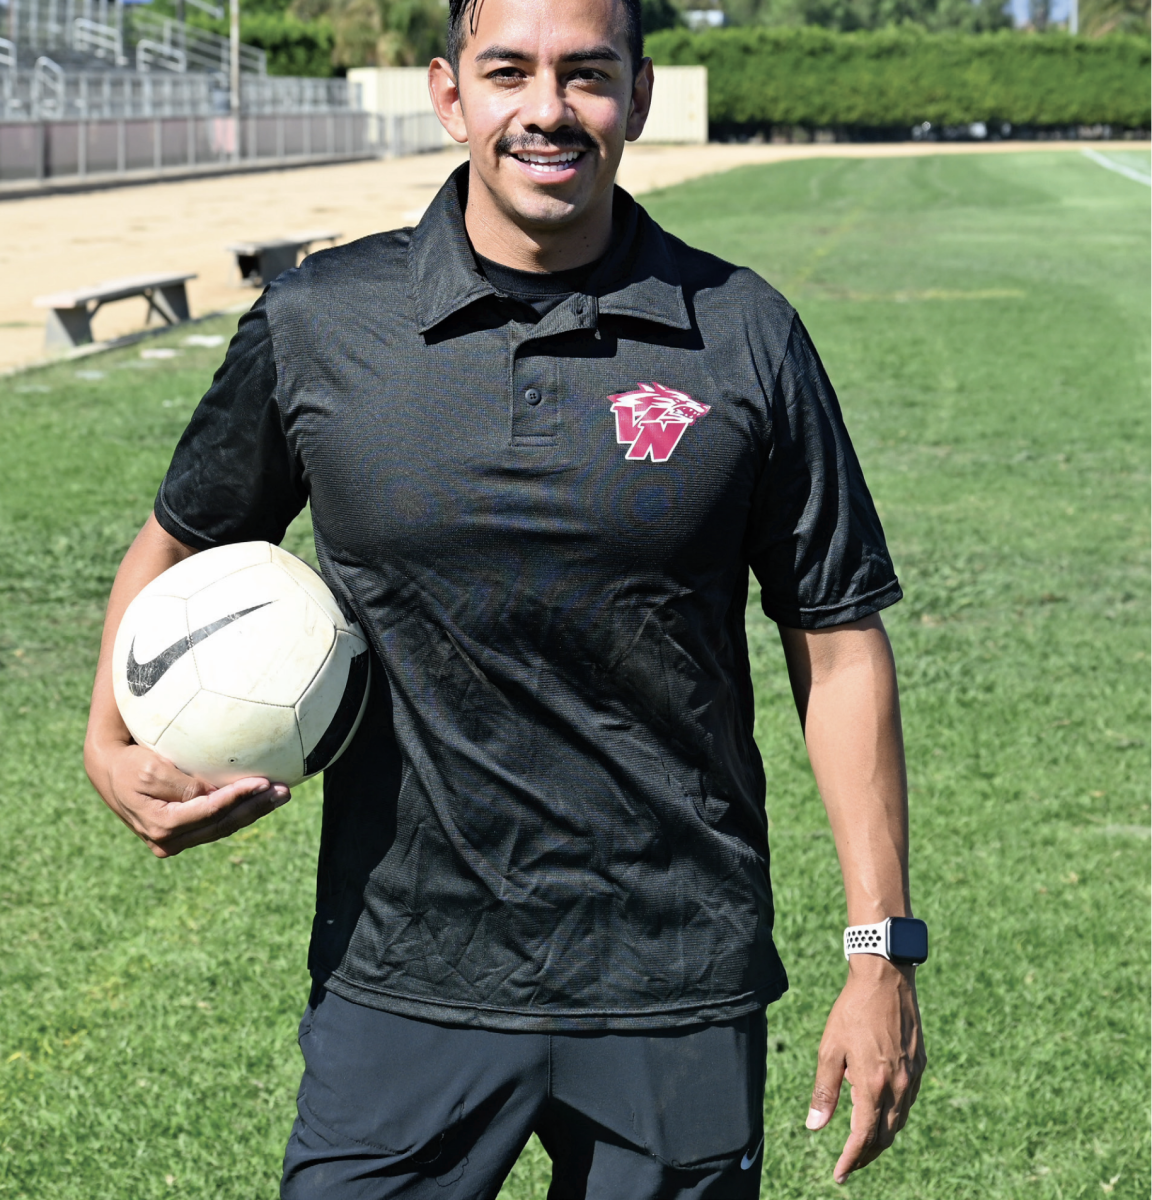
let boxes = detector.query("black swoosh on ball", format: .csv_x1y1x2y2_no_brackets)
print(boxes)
303,649,370,775
126,603,271,697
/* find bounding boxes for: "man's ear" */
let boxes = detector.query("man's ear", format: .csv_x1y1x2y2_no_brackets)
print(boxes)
625,58,654,143
429,58,468,144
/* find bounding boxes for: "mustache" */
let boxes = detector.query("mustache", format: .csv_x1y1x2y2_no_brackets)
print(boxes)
496,131,596,156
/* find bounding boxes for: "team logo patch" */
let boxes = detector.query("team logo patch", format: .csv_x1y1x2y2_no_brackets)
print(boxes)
608,383,711,463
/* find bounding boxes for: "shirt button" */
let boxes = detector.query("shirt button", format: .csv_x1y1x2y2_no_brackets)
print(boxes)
524,387,542,406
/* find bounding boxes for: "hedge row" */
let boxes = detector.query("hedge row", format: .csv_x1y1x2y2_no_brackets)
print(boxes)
645,28,1151,130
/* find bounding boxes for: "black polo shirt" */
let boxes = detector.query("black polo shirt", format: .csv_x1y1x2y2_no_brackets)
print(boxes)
155,164,901,1032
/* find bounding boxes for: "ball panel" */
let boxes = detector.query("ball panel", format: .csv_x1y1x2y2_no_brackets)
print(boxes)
112,593,201,748
154,690,305,787
116,663,203,750
298,630,371,777
117,593,190,663
187,562,335,705
138,541,273,602
269,546,348,630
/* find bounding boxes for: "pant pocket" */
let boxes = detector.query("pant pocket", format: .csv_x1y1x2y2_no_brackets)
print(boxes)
552,1010,767,1170
296,984,323,1046
295,987,547,1158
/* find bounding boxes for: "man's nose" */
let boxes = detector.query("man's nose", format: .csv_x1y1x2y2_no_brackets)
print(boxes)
517,69,574,133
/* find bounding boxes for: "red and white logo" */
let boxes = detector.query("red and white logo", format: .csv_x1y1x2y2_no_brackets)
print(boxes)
608,382,711,463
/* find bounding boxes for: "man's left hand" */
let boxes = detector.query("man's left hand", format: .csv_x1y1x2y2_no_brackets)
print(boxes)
805,955,926,1184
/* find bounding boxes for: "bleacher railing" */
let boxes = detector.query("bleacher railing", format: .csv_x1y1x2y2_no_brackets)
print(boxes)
31,55,65,116
136,38,186,73
71,16,126,65
6,0,126,56
130,12,266,77
4,0,267,76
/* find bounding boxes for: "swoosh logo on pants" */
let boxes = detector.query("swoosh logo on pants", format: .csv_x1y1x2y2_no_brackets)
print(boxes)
740,1136,764,1170
126,603,271,696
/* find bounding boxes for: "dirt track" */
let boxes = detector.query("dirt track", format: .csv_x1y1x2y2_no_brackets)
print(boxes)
1,138,1146,373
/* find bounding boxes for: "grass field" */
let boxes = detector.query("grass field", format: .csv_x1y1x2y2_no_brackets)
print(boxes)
0,149,1148,1200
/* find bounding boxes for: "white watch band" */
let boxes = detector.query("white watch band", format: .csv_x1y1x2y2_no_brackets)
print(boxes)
844,920,889,960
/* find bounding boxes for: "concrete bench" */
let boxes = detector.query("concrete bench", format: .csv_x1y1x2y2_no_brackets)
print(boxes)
226,230,341,287
33,272,196,349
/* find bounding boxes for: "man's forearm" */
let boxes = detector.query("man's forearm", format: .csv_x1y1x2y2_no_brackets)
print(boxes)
85,514,198,768
778,613,909,924
780,613,924,1184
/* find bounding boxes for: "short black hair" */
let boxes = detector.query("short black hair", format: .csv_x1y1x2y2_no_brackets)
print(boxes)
446,0,644,76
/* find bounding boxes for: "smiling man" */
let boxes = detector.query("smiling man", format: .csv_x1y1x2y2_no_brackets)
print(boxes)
84,0,926,1195
430,0,649,275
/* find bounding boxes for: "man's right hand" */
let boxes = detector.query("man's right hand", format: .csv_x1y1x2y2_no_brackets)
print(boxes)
85,735,290,858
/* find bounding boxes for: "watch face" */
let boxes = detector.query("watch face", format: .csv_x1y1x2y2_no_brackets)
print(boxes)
888,918,929,964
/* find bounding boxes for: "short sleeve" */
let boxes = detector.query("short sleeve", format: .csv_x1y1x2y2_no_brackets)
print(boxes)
747,314,901,629
154,293,307,550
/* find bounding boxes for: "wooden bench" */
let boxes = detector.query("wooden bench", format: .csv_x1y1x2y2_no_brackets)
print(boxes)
33,272,197,349
226,230,341,287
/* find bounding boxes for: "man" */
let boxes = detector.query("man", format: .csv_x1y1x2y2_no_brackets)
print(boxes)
84,0,926,1194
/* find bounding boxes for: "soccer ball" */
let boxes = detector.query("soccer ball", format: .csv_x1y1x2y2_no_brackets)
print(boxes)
112,541,369,788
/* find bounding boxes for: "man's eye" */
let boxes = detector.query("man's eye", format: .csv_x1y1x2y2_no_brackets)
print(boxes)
569,69,607,82
488,67,524,80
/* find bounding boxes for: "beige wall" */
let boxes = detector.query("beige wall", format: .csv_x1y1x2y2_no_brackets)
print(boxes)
348,64,709,146
636,66,708,145
348,68,457,147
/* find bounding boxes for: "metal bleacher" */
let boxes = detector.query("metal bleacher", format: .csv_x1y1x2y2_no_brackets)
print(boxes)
0,0,270,121
0,0,445,183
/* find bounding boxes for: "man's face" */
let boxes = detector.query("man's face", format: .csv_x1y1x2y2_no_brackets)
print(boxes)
431,0,651,234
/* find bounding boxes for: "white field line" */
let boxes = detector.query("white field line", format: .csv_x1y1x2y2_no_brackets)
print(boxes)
1081,148,1152,187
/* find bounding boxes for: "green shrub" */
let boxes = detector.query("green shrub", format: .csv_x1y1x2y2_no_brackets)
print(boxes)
646,27,1151,129
238,12,335,76
151,6,337,76
721,0,1012,34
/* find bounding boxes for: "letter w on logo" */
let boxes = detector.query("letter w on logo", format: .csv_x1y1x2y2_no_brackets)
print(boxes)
608,383,711,463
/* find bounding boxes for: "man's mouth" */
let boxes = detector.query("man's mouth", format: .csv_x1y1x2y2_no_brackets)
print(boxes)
508,149,585,172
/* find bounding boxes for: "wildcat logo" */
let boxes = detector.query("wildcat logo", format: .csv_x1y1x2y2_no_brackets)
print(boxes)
609,383,710,463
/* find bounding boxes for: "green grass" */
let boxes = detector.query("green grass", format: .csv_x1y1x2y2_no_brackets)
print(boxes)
1,150,1148,1199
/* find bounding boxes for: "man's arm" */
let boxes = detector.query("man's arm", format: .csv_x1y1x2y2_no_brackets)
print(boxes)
84,515,290,858
778,612,925,1185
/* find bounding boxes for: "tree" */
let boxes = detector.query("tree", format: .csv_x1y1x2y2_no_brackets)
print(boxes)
642,0,684,31
289,0,446,67
1078,0,1150,33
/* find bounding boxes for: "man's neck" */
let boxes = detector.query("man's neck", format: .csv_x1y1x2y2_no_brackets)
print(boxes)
464,166,615,274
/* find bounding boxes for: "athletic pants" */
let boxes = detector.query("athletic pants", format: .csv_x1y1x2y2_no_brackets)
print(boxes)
281,986,767,1199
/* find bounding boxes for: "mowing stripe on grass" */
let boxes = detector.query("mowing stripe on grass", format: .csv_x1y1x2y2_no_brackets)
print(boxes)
1081,148,1152,186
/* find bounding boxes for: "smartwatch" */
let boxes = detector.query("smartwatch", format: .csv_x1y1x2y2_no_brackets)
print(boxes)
843,917,929,966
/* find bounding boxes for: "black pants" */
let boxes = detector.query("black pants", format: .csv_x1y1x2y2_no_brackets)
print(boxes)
282,987,767,1199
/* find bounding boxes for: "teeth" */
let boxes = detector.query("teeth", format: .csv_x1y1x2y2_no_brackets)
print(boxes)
514,150,582,167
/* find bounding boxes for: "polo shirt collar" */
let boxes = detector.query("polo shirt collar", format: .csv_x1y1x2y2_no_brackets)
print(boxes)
409,163,692,335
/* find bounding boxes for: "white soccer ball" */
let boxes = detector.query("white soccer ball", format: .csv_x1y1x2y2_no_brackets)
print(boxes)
112,541,369,788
